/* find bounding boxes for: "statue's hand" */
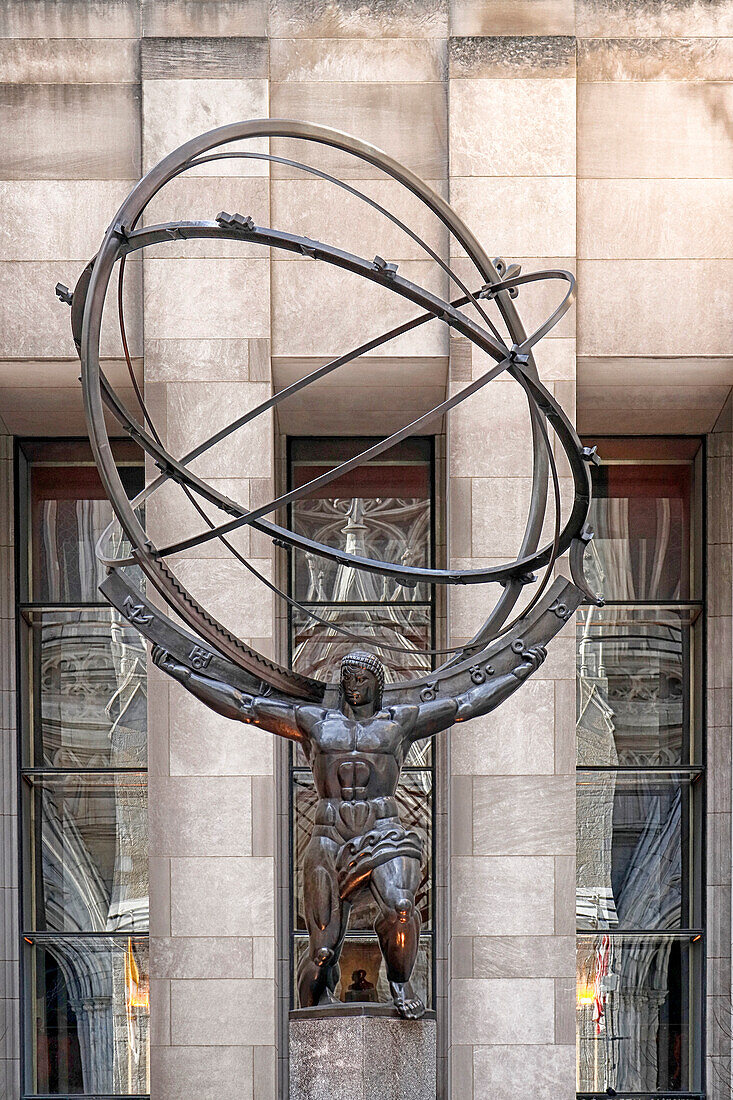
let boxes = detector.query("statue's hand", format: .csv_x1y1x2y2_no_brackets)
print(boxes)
151,644,190,682
512,644,547,680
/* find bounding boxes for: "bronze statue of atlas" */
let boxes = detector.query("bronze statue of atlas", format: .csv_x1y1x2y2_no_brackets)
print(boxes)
58,119,602,1020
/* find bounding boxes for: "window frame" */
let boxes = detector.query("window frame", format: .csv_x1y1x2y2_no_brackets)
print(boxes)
15,439,150,1099
284,434,439,1012
576,436,706,1100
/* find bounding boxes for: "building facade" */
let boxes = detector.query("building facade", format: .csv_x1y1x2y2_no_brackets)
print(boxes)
0,1,732,1097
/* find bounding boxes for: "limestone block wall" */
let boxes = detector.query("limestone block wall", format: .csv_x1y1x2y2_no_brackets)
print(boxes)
0,426,18,1100
447,23,577,1098
575,2,733,433
708,393,733,1100
139,31,278,1099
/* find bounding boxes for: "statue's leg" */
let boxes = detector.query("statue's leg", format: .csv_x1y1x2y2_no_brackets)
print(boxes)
370,855,425,1019
297,837,350,1008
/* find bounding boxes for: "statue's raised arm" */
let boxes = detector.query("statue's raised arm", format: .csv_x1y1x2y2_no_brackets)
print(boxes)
409,644,547,742
151,644,308,743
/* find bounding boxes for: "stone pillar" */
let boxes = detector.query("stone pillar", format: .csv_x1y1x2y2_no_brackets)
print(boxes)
267,4,450,1095
708,392,733,1099
0,425,18,1100
447,13,577,1098
140,13,278,1097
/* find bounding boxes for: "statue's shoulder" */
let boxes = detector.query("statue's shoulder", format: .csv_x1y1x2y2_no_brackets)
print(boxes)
383,703,420,726
294,703,328,730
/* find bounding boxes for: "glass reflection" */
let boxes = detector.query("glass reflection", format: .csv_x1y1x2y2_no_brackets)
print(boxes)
577,934,697,1094
294,933,432,1008
587,449,697,602
26,935,149,1095
28,608,147,769
577,773,696,931
26,774,149,933
577,607,696,766
292,771,432,934
31,463,143,603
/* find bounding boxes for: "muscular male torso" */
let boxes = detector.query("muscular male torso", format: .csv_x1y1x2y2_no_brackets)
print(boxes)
296,705,420,812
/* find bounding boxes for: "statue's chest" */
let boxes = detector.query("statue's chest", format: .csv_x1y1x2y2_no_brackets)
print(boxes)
314,715,400,755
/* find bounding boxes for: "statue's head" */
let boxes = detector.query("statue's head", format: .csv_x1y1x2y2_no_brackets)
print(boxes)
339,650,385,712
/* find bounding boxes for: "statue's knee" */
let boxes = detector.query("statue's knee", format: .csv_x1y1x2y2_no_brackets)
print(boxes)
395,895,415,924
312,946,335,968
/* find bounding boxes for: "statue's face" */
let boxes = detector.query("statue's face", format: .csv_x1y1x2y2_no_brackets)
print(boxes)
341,665,378,709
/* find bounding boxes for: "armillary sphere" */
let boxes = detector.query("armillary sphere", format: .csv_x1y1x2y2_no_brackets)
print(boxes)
60,119,603,709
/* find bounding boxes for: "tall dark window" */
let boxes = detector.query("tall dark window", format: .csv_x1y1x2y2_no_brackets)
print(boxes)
17,442,149,1097
287,438,436,1008
576,438,704,1098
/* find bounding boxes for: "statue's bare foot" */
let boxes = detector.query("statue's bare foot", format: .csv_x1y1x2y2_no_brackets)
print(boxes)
390,981,425,1019
316,988,339,1006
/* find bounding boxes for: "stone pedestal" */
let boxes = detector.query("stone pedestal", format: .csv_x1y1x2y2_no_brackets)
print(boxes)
289,1005,437,1100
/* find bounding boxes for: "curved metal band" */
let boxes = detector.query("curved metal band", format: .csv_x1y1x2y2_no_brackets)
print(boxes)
80,118,593,694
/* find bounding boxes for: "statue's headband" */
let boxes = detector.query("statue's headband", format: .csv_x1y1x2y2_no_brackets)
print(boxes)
340,651,385,691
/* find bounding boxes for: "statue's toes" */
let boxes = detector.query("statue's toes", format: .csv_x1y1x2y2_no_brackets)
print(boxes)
397,997,426,1020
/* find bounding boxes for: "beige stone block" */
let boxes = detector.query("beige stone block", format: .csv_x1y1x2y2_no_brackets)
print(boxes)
141,0,266,36
149,978,170,1046
149,857,171,938
473,935,574,978
579,180,733,261
473,1044,575,1100
450,0,575,35
450,34,575,80
151,1045,254,1100
578,260,733,358
449,476,472,558
252,936,275,979
170,977,274,1044
271,259,449,358
271,177,449,263
146,477,251,561
0,37,138,83
0,83,140,179
142,177,271,260
450,379,535,479
142,80,269,177
534,339,576,383
450,177,575,258
450,79,575,177
454,255,577,345
270,0,448,38
470,477,535,558
151,936,254,980
0,260,142,358
170,856,273,936
0,0,139,37
172,556,274,640
163,380,272,478
450,678,555,775
452,856,555,935
576,0,733,38
149,776,252,857
472,775,574,855
145,338,252,383
269,82,448,180
144,258,270,340
141,36,267,80
452,977,555,1044
578,36,733,83
578,82,733,179
271,36,447,82
0,180,136,261
169,683,274,777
